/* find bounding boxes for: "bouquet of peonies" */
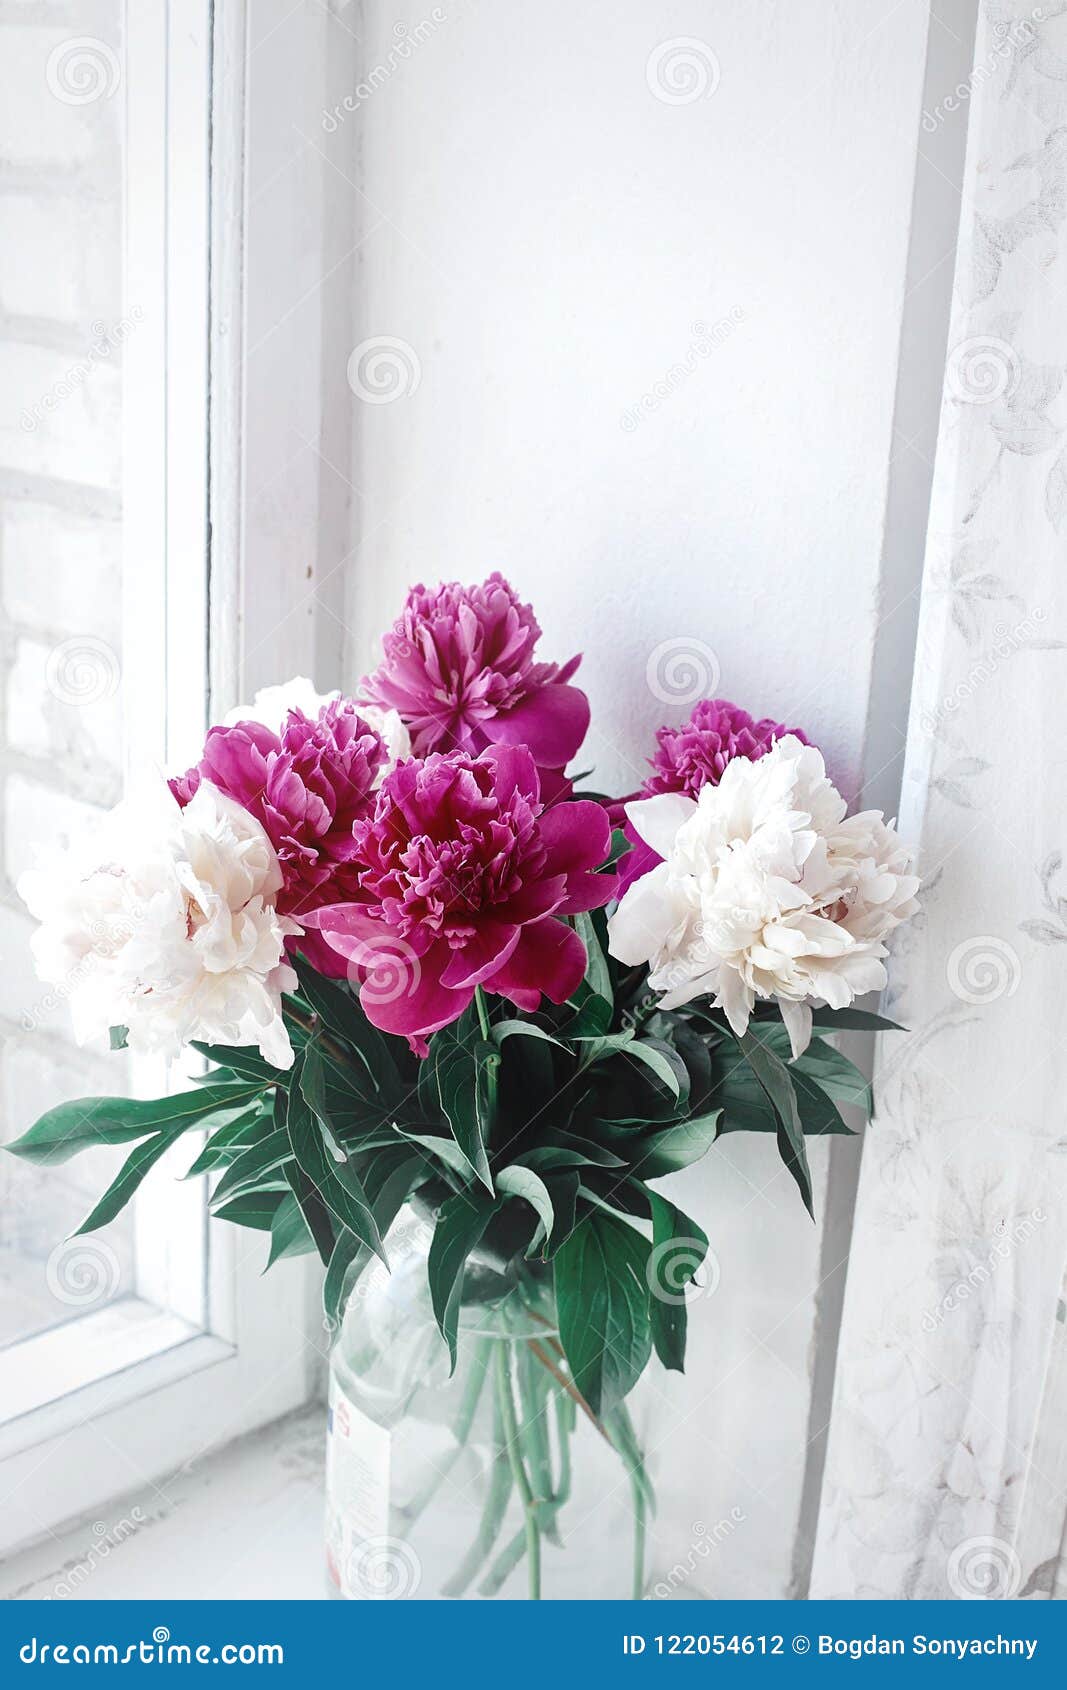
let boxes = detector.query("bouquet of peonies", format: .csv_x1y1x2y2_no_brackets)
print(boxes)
10,574,918,1598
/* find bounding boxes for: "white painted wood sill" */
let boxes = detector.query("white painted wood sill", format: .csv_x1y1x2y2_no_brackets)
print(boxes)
0,1407,327,1601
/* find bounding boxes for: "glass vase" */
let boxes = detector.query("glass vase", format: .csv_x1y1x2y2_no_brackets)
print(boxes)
325,1215,654,1600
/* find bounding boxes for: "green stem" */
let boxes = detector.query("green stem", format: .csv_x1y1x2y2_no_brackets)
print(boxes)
516,1341,561,1546
606,1404,651,1600
474,985,493,1041
525,1338,609,1442
474,986,501,1167
495,1342,542,1599
553,1390,575,1508
631,1469,647,1600
283,1002,362,1078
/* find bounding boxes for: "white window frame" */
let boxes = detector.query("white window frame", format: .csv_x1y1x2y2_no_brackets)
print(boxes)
0,0,350,1553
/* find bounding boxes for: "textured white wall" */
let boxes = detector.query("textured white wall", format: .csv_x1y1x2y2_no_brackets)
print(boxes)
338,0,936,1595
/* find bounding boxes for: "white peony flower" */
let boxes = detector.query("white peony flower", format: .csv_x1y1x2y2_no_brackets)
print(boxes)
607,735,919,1057
360,702,412,775
225,675,410,784
18,780,300,1070
223,675,338,728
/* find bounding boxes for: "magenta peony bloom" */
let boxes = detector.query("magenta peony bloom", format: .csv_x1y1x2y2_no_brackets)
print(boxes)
303,744,615,1044
646,698,808,797
617,699,809,892
170,700,387,925
360,573,590,779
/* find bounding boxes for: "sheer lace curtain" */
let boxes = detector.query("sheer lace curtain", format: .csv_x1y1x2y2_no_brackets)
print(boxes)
811,0,1067,1600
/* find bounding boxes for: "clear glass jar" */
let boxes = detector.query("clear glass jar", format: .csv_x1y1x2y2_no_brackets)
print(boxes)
325,1214,654,1600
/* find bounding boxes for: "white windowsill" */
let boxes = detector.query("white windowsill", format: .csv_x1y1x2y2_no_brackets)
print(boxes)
1,1299,204,1431
0,1405,326,1601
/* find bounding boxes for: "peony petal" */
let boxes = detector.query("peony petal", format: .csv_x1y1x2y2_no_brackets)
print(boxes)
615,826,661,895
362,962,474,1040
209,719,280,758
485,917,587,1011
555,652,582,685
538,799,613,877
499,875,568,923
623,792,697,860
658,967,718,1011
537,767,576,806
252,1011,295,1071
290,928,350,978
777,997,813,1060
439,920,521,990
717,967,753,1038
301,903,384,945
606,863,674,966
483,743,541,805
485,681,590,767
556,868,617,916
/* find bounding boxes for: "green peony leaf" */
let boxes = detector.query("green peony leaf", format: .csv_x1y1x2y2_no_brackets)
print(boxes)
190,1042,286,1085
430,1011,496,1193
183,1106,271,1177
395,1126,476,1181
516,1143,617,1173
7,1083,267,1167
490,1019,565,1050
626,1038,688,1102
291,953,403,1103
627,1112,721,1178
789,1068,856,1137
566,911,613,1035
644,1187,708,1374
584,1035,690,1126
75,1128,188,1235
428,1188,501,1371
573,1029,635,1067
807,1007,904,1033
214,1190,284,1231
325,1146,425,1322
209,1126,293,1206
715,1024,868,1131
288,1045,385,1262
495,1165,555,1241
284,1160,336,1265
539,1131,628,1169
792,1037,872,1114
738,1028,814,1219
554,1206,653,1417
266,1192,316,1267
540,1170,580,1258
666,1020,715,1112
604,827,634,867
322,1229,361,1327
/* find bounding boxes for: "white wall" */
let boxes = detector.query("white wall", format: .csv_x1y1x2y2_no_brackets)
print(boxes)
337,0,942,1595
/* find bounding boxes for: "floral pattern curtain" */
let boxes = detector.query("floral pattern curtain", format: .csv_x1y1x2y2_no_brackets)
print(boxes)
811,0,1067,1600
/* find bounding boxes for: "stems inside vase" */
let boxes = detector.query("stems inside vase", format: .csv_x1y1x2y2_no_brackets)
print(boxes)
630,1464,647,1599
494,1341,542,1599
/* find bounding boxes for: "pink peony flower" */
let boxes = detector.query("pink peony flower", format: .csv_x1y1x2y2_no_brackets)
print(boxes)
617,699,809,893
170,700,387,926
360,573,590,780
646,698,807,798
303,744,615,1044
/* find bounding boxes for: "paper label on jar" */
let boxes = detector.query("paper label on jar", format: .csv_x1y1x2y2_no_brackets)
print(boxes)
326,1376,418,1599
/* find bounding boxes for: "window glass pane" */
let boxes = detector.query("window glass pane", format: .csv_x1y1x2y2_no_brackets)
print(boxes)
0,9,175,1358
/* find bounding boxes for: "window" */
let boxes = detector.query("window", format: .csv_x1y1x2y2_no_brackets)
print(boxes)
0,2,315,1553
